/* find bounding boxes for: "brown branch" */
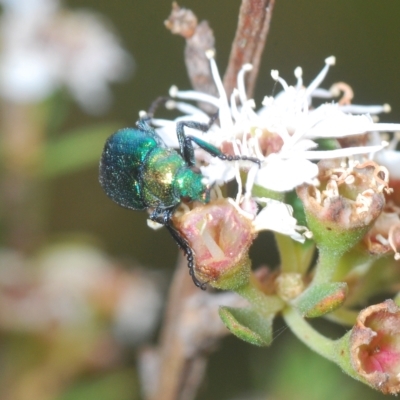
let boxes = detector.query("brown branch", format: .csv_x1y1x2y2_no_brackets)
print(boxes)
147,254,198,400
142,253,247,400
223,0,275,98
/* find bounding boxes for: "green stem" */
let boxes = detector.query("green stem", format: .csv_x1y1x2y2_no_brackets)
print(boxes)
311,247,343,286
283,306,368,385
282,306,336,362
325,307,358,326
333,245,371,281
275,233,315,275
235,274,285,317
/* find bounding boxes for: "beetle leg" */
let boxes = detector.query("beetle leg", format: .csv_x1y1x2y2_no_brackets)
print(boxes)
177,120,261,166
176,119,216,166
149,207,206,290
165,224,206,290
189,135,261,166
149,207,170,225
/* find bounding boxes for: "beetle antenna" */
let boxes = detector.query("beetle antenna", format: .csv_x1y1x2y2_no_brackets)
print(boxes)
208,110,219,127
146,96,171,119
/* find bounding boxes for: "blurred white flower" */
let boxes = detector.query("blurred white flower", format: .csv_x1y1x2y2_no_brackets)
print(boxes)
0,245,163,346
0,0,133,113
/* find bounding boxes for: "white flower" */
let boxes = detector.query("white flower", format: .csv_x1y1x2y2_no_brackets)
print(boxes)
153,54,396,194
253,198,310,243
151,53,400,243
372,132,400,181
0,0,133,114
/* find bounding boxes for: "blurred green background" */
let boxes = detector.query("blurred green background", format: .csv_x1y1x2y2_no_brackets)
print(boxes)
1,1,400,399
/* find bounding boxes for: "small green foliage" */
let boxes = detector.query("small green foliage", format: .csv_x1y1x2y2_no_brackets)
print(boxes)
219,306,273,347
293,282,348,318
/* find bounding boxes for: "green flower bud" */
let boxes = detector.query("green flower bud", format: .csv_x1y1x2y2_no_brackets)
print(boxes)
297,159,387,255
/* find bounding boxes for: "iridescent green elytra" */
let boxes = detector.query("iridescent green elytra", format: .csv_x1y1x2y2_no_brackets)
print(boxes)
99,121,209,212
99,114,260,288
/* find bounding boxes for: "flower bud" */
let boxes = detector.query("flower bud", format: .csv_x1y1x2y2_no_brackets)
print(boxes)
297,159,386,253
173,198,256,290
293,282,347,318
363,209,400,259
349,300,400,394
275,272,304,302
374,137,400,206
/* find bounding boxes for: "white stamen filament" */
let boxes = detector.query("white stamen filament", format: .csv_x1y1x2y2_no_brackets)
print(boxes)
230,89,241,122
245,164,258,198
169,101,209,118
310,88,333,99
200,218,225,260
242,99,259,121
207,54,233,131
261,96,274,107
271,69,290,91
376,234,389,246
370,123,400,132
340,104,390,115
151,118,176,127
241,134,249,157
305,56,335,97
294,66,303,89
388,224,400,260
299,143,388,160
169,86,220,107
252,131,264,159
237,63,253,104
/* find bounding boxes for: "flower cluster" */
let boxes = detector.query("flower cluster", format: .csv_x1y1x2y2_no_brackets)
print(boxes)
150,48,400,394
152,51,400,276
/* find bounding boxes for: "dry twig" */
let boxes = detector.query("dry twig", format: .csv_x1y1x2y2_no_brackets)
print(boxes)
223,0,275,98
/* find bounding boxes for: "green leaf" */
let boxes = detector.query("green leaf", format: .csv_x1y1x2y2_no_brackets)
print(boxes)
293,282,348,318
219,306,273,347
40,123,120,179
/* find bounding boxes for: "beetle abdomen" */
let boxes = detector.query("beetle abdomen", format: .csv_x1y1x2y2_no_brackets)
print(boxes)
99,127,160,210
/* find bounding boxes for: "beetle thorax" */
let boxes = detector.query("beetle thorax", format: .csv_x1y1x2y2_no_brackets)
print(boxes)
174,167,209,203
141,148,186,208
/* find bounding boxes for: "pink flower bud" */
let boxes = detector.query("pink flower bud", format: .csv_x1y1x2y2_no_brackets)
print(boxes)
173,198,256,289
350,300,400,394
